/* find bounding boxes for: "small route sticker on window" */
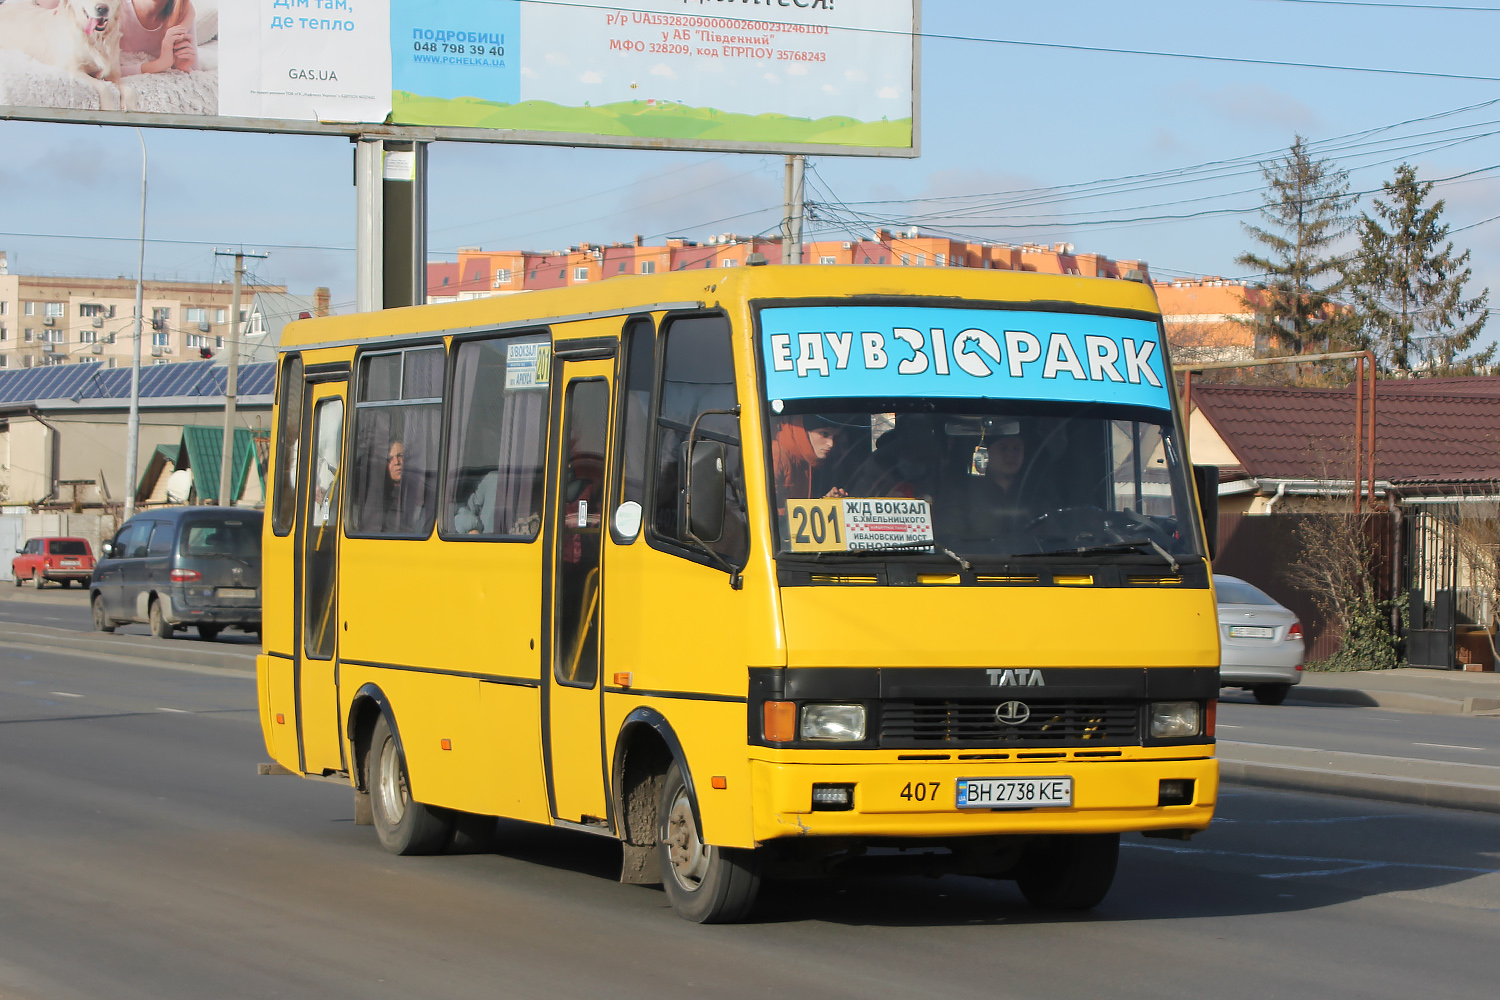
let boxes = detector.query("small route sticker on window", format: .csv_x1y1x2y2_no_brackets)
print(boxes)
785,498,934,553
505,342,552,389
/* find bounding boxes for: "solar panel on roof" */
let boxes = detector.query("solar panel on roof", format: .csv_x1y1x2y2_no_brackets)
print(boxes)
0,360,279,405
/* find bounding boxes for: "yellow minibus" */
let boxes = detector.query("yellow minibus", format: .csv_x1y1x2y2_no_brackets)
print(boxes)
258,264,1220,922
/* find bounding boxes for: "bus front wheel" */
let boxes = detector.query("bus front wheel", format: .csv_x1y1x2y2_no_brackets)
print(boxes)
1015,833,1119,911
656,762,761,923
368,714,454,856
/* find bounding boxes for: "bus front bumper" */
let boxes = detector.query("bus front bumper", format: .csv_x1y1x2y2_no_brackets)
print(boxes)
750,751,1217,842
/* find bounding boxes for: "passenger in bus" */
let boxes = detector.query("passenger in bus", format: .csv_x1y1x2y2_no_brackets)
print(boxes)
772,415,848,510
377,439,414,533
847,414,942,500
453,470,499,534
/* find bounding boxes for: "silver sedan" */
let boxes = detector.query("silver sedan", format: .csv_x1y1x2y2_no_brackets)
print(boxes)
1215,574,1305,705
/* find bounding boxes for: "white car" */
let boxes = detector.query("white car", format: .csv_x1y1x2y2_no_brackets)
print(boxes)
1215,574,1305,705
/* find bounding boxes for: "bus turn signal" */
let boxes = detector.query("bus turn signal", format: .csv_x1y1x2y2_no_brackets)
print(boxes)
763,701,796,742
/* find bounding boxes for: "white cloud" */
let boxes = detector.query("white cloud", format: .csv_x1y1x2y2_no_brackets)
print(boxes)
845,69,868,83
787,65,808,76
822,84,838,95
545,52,570,67
877,86,900,100
580,71,604,84
763,72,779,84
520,67,539,79
650,63,676,78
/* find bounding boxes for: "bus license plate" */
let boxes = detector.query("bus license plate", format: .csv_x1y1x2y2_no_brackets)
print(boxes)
956,777,1073,809
217,588,256,599
1228,626,1275,638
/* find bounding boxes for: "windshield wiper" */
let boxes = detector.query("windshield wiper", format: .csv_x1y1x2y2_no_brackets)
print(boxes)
1019,537,1179,575
808,541,972,571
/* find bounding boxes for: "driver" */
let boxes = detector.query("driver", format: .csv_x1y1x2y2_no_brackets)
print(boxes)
938,419,1056,543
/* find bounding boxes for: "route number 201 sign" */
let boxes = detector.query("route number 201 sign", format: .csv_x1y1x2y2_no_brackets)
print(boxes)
784,498,935,553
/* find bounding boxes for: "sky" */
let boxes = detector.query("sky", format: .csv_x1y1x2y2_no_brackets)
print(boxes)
2,0,1498,342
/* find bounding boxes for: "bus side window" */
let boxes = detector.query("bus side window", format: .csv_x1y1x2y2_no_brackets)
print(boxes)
650,314,747,566
272,353,303,536
441,332,551,539
611,317,654,544
346,347,445,538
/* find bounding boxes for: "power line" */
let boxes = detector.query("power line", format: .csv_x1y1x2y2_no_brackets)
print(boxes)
517,0,1500,82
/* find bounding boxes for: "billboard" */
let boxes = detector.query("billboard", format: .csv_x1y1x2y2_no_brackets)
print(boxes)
0,0,918,156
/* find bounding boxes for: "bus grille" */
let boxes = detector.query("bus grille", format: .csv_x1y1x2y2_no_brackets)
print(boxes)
879,700,1140,747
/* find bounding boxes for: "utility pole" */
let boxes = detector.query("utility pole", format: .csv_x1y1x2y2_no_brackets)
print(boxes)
782,154,805,265
213,249,268,506
124,129,147,523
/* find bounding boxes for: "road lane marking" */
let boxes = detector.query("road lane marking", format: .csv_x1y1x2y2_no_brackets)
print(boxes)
1212,814,1409,825
1218,724,1242,728
156,707,191,714
49,691,82,698
1413,742,1486,751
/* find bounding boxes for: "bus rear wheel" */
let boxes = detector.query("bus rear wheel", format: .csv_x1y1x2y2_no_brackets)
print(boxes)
656,762,761,923
368,714,454,856
1015,833,1119,911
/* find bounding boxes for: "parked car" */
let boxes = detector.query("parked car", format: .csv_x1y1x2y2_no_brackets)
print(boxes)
90,507,262,641
12,537,95,588
1216,574,1304,705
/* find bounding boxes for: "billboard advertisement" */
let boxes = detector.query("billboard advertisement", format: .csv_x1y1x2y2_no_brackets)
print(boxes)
0,0,918,155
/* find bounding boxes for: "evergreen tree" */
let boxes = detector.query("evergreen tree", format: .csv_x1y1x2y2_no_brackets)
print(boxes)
1235,136,1357,356
1347,163,1492,374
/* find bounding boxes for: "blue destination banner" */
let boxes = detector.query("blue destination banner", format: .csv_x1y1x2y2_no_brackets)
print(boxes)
760,306,1170,410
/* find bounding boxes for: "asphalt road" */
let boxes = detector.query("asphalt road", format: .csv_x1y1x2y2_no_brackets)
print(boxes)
1,644,1498,999
0,587,260,645
1219,695,1500,765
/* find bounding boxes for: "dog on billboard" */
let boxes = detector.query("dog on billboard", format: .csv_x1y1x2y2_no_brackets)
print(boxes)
0,0,135,110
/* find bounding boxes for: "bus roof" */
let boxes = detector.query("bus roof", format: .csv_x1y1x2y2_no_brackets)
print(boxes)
277,265,1163,352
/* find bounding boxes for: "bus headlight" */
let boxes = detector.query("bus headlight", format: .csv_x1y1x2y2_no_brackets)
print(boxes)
801,704,867,742
1150,701,1202,739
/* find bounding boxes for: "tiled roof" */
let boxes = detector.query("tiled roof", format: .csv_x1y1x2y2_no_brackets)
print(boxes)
1360,375,1500,396
0,361,275,407
1191,383,1500,483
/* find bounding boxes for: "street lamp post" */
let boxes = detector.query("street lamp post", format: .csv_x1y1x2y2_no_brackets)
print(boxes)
123,129,147,523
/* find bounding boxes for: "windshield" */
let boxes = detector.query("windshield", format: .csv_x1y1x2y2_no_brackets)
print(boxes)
760,303,1200,562
1214,576,1279,606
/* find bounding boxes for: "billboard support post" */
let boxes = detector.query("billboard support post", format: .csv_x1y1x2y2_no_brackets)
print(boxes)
381,141,427,309
782,155,806,265
355,138,384,313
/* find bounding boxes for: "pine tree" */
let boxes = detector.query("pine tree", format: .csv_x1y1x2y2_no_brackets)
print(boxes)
1235,136,1357,356
1347,163,1492,374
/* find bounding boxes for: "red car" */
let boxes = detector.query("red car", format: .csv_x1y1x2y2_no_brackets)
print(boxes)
12,537,95,588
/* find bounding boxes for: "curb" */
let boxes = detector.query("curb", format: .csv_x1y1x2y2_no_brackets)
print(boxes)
1289,685,1500,716
1220,758,1500,815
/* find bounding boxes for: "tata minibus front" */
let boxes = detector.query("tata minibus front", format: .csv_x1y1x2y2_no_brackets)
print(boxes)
745,295,1218,906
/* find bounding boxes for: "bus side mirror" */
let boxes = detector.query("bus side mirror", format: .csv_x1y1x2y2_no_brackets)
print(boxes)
684,439,727,544
1193,465,1219,561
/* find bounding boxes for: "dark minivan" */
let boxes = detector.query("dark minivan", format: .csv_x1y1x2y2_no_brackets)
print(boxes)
91,507,262,640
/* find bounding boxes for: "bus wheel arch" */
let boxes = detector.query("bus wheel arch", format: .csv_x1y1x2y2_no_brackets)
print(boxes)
349,686,455,854
612,709,695,886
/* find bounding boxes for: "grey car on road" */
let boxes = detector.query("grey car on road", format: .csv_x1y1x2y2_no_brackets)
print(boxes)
90,507,262,641
1216,574,1305,704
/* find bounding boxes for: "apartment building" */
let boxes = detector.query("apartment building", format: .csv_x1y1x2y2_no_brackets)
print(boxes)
0,252,286,370
426,231,1153,302
1153,276,1263,364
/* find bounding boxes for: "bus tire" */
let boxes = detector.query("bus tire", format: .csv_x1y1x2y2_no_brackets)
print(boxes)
368,714,454,856
656,761,761,923
1253,683,1291,706
148,598,173,640
1016,833,1119,911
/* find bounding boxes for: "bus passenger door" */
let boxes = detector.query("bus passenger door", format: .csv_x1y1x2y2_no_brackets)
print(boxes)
297,383,347,775
545,364,613,826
